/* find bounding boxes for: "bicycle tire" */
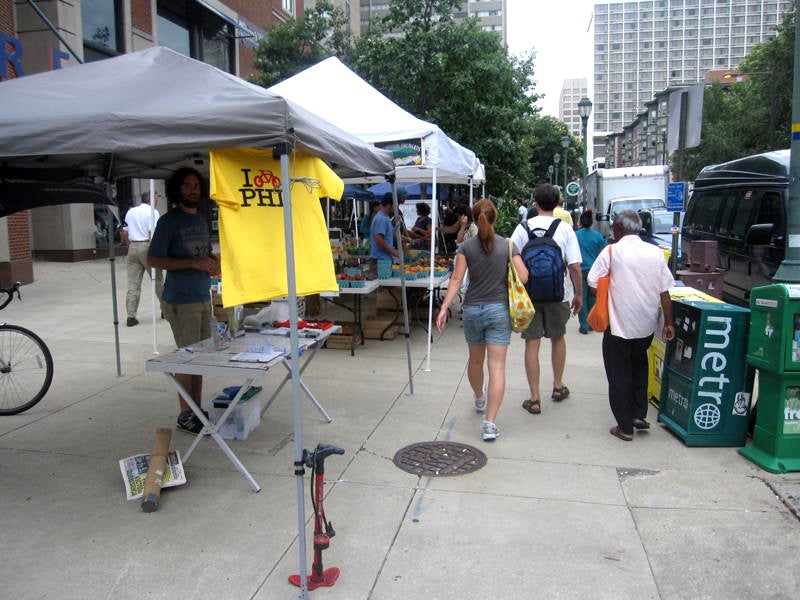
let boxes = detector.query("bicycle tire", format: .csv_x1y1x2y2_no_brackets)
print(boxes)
0,324,54,415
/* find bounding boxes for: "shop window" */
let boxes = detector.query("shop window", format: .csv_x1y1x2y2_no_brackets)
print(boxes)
82,0,122,61
157,0,234,73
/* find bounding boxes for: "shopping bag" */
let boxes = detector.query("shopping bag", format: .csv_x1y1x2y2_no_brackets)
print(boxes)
587,245,612,332
508,239,535,333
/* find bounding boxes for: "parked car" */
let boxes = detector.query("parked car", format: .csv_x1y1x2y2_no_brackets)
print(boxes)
681,149,788,306
639,208,683,261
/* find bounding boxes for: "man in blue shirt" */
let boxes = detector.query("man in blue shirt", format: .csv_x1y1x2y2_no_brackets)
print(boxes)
149,167,219,434
370,196,400,261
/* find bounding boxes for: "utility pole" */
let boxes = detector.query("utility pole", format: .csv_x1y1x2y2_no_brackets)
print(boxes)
773,0,800,283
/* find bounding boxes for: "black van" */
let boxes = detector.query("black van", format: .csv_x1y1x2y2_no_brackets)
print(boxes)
681,150,788,306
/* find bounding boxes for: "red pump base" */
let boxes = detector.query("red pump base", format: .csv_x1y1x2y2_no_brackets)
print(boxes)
288,567,340,590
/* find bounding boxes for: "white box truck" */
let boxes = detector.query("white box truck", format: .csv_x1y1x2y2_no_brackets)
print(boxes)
584,165,670,239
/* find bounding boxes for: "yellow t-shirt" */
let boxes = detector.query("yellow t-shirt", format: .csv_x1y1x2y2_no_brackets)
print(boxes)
554,206,574,227
210,148,344,307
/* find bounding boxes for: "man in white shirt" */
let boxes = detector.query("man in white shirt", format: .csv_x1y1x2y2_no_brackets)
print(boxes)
588,210,675,441
511,184,582,415
122,192,163,326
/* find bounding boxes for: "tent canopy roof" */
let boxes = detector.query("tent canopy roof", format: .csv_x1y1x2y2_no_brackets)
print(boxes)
269,57,480,185
0,47,394,184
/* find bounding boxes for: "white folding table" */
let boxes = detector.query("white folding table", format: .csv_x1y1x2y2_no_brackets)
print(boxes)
145,327,339,492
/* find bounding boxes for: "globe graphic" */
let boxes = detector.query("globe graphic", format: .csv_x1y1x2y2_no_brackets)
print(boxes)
694,403,721,430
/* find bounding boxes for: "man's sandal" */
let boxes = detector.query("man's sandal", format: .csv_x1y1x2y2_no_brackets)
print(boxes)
551,386,570,402
609,426,633,441
632,418,651,430
522,399,541,414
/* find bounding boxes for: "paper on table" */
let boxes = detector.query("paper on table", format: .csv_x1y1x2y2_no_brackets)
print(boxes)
230,346,285,363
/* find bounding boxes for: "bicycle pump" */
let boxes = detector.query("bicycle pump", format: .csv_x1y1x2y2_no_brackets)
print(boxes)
288,443,345,591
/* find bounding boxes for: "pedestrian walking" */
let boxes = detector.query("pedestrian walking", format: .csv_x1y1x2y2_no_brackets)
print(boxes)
122,192,163,326
511,184,582,415
588,210,675,441
436,199,528,442
575,209,607,334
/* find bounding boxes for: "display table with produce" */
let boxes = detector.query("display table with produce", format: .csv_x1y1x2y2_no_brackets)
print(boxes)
320,278,381,355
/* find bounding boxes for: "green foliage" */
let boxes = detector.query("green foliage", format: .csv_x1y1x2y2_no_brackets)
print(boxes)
251,1,351,87
492,196,520,238
349,0,540,198
528,115,582,189
681,11,794,179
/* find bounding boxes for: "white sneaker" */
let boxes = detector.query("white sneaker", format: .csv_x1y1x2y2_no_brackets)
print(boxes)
482,420,499,442
473,388,487,413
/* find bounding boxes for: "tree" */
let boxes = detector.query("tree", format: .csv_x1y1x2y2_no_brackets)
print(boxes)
251,1,350,88
681,11,794,179
349,0,540,197
528,115,581,189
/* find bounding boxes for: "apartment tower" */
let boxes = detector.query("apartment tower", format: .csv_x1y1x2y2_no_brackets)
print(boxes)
593,0,793,135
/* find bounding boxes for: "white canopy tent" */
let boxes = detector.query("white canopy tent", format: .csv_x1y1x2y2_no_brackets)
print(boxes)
270,57,485,370
0,46,394,599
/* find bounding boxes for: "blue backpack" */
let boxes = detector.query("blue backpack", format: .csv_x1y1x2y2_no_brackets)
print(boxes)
520,219,565,303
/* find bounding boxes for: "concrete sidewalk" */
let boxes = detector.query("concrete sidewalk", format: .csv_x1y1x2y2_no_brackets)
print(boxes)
1,258,799,600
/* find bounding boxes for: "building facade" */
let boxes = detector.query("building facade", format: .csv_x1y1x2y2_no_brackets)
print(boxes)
593,0,793,136
559,77,588,138
1,0,298,283
359,0,507,42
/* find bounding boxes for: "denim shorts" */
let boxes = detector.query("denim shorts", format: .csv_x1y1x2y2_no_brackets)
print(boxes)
462,303,512,346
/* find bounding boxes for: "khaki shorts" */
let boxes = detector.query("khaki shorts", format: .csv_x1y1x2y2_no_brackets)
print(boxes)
163,302,211,348
521,301,570,340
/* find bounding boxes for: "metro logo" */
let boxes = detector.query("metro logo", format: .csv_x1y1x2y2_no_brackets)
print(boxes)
697,316,732,407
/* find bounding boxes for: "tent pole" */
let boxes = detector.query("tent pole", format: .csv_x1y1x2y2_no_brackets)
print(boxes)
106,172,122,377
424,169,437,372
391,181,414,395
279,147,309,599
149,179,159,355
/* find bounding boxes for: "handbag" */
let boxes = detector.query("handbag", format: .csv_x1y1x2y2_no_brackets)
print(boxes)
587,245,612,332
507,239,535,333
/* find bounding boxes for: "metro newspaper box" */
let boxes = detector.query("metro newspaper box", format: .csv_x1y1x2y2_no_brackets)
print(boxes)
648,286,722,409
740,284,800,473
658,298,753,446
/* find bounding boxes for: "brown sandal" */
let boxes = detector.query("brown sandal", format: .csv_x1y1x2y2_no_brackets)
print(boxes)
522,399,541,414
609,426,633,441
551,386,570,402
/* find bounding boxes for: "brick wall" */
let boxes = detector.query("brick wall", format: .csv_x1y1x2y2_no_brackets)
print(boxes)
131,0,152,33
1,0,18,79
7,213,30,259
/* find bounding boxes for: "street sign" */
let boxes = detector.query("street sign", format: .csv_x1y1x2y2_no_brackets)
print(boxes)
667,182,686,212
565,181,581,197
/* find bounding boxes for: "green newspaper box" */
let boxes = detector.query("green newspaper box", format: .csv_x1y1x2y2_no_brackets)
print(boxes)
658,299,753,446
740,284,800,473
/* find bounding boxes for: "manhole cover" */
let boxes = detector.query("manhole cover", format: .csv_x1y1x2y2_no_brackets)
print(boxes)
392,441,487,477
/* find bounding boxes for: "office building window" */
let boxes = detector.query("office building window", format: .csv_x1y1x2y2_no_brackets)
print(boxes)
82,0,122,61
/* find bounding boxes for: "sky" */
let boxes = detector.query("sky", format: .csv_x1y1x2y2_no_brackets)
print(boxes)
505,0,596,118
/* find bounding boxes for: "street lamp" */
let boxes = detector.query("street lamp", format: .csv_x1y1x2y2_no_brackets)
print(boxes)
560,135,570,201
547,164,554,184
552,152,560,188
577,97,592,173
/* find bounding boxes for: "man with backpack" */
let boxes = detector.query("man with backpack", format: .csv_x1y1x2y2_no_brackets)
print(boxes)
511,184,583,416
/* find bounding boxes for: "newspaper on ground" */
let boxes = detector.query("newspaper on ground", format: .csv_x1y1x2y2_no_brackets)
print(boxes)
118,450,186,501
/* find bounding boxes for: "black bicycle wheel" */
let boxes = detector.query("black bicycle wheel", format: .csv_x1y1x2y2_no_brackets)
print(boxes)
0,324,54,415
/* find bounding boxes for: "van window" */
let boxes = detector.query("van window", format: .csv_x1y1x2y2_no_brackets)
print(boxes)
756,191,785,240
688,190,724,232
729,189,755,239
718,190,740,236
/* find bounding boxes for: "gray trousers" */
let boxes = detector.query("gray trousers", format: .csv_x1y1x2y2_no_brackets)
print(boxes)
126,241,164,319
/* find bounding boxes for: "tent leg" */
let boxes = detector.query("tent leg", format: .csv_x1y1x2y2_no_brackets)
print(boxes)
108,209,122,378
391,182,414,395
279,148,309,600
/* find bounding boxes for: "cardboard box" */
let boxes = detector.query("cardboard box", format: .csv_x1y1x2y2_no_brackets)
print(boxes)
363,313,398,340
208,396,261,441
